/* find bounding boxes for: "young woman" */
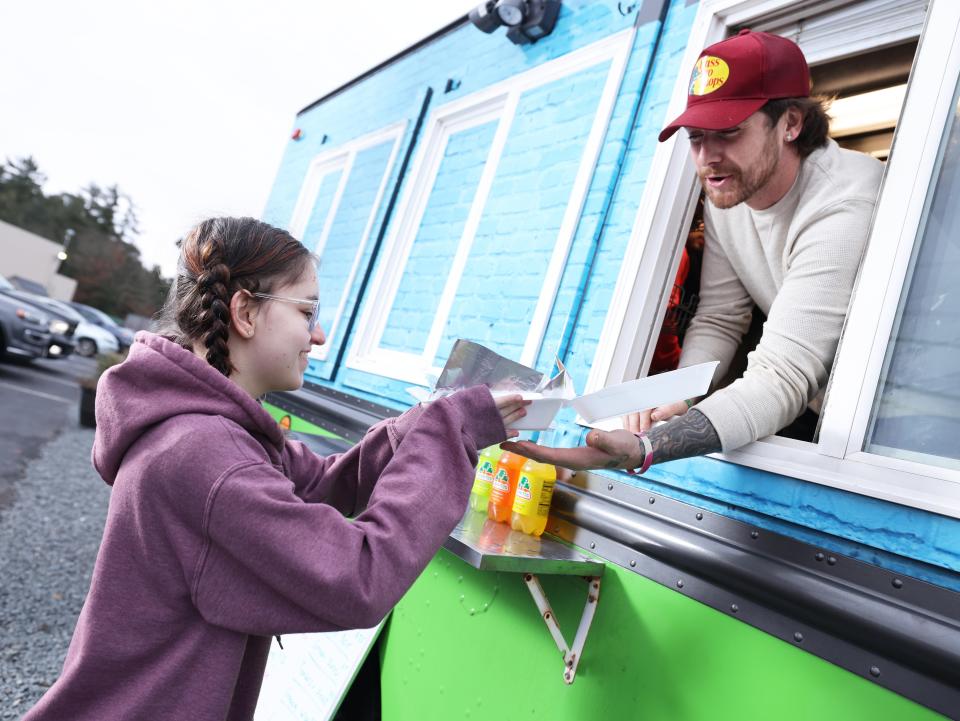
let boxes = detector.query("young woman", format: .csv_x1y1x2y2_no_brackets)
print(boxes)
24,217,527,721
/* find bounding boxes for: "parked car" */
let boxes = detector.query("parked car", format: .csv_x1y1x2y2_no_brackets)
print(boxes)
0,273,70,359
69,301,135,351
73,318,119,357
0,288,53,361
9,275,49,296
0,288,80,359
28,296,119,358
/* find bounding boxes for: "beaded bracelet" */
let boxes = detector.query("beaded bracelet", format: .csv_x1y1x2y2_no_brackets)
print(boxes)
625,429,654,475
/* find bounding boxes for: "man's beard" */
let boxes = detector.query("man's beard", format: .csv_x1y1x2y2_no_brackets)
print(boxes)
699,131,781,209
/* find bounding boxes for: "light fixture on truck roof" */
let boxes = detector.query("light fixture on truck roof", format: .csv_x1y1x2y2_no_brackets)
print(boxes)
468,0,561,45
494,0,525,26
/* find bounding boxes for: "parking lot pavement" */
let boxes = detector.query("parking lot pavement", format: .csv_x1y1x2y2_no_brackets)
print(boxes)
0,354,108,717
0,355,94,511
0,354,95,398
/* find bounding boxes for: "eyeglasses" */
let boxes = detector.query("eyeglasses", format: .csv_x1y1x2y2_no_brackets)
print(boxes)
250,292,320,332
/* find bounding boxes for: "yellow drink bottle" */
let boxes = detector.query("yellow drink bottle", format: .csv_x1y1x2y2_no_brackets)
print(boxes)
469,446,503,513
510,458,557,537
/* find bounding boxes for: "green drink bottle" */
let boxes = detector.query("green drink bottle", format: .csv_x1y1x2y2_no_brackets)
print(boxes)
469,446,503,513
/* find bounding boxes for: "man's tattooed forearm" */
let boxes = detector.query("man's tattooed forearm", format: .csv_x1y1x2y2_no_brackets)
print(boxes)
647,409,721,464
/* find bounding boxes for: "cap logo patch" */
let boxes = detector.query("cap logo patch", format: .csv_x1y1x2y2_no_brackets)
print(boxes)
689,55,729,96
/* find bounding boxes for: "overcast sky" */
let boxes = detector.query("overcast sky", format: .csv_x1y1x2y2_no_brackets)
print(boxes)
0,0,476,277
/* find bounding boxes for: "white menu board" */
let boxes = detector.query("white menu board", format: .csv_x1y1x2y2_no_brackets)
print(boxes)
254,619,386,721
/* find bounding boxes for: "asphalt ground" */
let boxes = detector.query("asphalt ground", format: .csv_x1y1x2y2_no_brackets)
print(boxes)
0,355,93,512
0,354,110,717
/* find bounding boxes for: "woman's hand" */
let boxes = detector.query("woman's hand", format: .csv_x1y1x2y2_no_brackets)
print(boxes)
623,399,694,432
501,428,643,471
493,394,530,439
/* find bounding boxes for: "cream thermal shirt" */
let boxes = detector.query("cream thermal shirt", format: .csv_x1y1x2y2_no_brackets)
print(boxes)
679,139,884,450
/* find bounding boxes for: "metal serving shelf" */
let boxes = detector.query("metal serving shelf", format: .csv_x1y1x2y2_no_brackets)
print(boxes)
443,513,606,576
443,511,606,684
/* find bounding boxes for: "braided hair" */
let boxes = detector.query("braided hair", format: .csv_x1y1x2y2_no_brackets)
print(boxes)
157,217,313,377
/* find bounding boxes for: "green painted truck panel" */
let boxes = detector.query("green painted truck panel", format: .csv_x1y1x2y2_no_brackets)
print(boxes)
379,548,944,721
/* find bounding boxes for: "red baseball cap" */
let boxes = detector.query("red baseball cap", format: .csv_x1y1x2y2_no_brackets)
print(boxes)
658,29,810,142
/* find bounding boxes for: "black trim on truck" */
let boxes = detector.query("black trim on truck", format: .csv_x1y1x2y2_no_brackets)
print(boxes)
266,382,399,446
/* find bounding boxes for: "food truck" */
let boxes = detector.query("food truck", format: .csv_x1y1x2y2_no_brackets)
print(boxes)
254,1,960,718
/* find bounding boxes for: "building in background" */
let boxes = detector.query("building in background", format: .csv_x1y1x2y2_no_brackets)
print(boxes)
0,219,76,301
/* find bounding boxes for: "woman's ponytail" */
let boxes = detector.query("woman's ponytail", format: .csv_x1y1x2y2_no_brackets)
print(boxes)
196,250,233,376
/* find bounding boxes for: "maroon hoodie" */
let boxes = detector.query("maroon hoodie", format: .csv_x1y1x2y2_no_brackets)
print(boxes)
23,332,505,721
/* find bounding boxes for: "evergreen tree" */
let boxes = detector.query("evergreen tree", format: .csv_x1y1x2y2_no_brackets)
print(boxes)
0,156,170,319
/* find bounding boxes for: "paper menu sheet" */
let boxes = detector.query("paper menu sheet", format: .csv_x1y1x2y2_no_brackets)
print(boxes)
570,362,719,423
495,361,719,430
254,620,385,721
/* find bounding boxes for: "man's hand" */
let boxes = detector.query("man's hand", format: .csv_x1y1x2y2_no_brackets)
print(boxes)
503,409,722,471
623,399,694,432
493,394,531,439
501,429,643,471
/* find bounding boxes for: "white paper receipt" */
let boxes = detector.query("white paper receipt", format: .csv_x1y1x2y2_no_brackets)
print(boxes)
496,362,719,430
572,362,719,423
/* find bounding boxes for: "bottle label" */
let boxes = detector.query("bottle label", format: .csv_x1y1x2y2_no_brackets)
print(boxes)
515,475,532,501
537,479,556,517
512,473,537,515
491,468,511,494
471,460,496,494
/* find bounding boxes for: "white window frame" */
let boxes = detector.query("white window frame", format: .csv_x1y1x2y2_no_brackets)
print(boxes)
587,0,960,518
346,29,636,387
287,122,406,362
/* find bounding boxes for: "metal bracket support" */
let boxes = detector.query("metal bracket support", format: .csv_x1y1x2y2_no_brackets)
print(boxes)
522,573,601,684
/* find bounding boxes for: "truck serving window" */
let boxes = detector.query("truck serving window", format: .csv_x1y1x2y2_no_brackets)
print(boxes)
591,0,960,517
859,74,960,472
644,39,917,444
